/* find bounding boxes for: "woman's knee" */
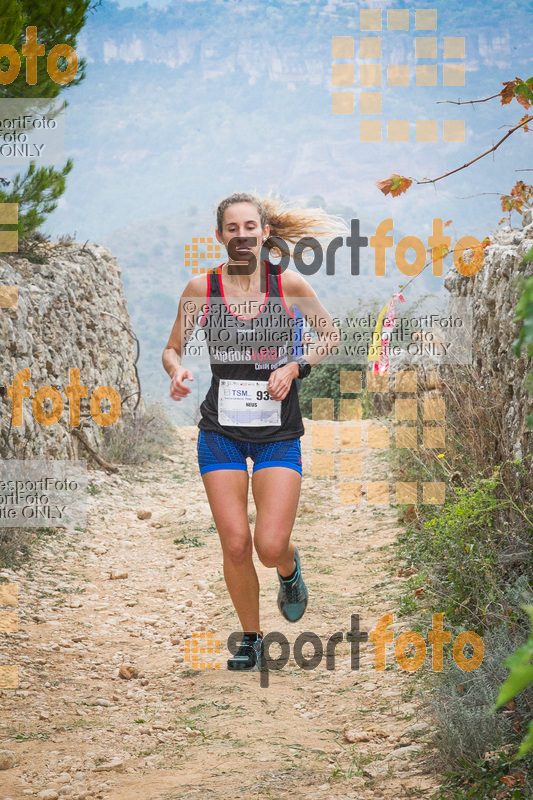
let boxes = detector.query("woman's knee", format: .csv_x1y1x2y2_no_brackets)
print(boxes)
221,533,253,566
255,537,289,568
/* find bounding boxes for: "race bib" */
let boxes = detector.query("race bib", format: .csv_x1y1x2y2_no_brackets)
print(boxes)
218,380,281,427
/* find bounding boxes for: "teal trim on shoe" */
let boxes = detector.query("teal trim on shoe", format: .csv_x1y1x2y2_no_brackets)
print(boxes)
277,547,308,622
227,633,264,671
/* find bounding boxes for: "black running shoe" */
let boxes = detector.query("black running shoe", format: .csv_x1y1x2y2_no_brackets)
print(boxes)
277,547,308,622
227,632,264,671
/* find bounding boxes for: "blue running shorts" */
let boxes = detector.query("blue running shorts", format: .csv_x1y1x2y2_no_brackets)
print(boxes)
197,430,302,476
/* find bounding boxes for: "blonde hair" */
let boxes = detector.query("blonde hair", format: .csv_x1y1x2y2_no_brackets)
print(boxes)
216,191,348,256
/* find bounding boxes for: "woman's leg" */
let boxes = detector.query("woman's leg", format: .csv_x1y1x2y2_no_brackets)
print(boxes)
251,466,302,575
201,469,261,634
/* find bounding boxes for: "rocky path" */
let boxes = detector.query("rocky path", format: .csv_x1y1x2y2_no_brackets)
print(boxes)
1,420,440,800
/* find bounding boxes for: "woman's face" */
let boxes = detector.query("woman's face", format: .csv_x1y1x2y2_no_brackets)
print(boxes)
216,202,270,266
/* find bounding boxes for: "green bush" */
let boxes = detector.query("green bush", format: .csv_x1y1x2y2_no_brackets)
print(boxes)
494,606,533,758
396,464,533,629
429,619,533,799
298,364,366,419
388,372,533,798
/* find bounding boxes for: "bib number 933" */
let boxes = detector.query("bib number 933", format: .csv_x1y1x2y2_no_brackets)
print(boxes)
218,379,281,427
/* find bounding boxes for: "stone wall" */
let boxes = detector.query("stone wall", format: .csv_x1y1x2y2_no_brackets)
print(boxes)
0,240,140,460
443,211,533,461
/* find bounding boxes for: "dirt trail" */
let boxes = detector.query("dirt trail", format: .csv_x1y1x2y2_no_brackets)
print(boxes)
1,420,440,800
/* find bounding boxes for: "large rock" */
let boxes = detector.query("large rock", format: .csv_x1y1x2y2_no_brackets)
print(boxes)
0,241,139,459
444,218,533,460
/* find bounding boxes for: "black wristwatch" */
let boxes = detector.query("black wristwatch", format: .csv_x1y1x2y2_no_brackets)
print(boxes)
295,358,312,379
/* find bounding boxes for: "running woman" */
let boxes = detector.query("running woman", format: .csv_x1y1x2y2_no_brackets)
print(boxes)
163,193,342,670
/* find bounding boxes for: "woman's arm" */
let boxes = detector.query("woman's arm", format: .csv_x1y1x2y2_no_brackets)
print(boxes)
162,275,207,401
282,270,341,365
266,270,341,401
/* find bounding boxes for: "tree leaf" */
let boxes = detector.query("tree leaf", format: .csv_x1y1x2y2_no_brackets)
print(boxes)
390,175,412,197
514,81,533,109
501,79,520,105
431,244,449,263
375,173,412,197
375,176,394,195
516,720,533,758
495,665,533,707
518,114,530,132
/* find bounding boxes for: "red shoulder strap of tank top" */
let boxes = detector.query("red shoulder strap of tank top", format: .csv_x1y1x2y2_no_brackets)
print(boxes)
198,269,214,327
276,267,296,318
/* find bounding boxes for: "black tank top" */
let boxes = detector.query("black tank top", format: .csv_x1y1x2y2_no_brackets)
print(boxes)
197,261,304,443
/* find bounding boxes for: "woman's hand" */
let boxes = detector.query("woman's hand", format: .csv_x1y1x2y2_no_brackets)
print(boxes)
170,366,194,401
266,362,299,402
